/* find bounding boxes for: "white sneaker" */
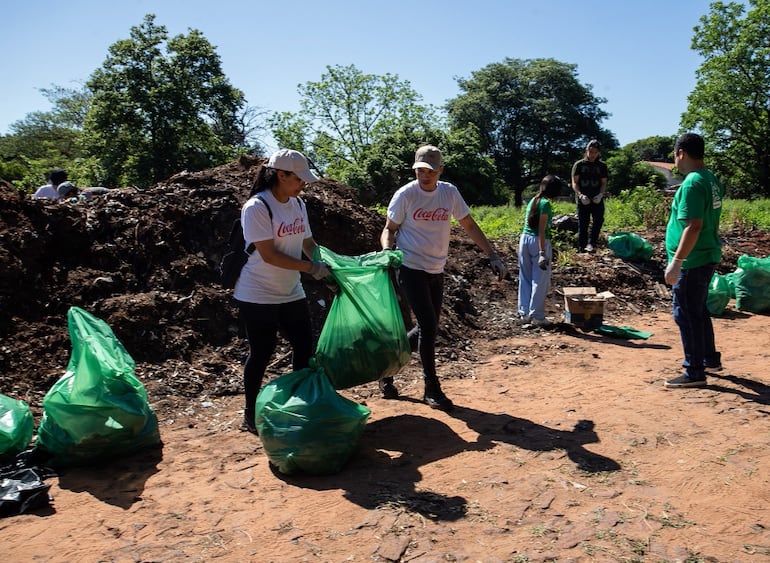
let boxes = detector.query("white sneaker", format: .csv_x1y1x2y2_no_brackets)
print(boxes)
585,244,594,253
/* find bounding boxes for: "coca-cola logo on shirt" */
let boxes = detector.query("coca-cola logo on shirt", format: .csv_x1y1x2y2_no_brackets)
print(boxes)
413,207,450,221
277,218,307,237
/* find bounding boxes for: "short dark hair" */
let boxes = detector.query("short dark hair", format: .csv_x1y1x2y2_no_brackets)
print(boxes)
49,169,67,185
674,133,705,159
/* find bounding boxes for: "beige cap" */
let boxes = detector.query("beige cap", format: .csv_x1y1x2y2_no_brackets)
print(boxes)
412,145,443,170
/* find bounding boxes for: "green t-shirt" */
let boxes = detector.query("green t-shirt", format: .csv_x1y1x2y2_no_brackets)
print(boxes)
522,197,553,238
665,168,724,268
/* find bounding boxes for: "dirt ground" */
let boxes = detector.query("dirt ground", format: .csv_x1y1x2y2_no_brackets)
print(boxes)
1,158,769,561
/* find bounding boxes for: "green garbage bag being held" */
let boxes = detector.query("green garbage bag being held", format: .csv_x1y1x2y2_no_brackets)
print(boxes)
36,307,161,467
314,247,411,390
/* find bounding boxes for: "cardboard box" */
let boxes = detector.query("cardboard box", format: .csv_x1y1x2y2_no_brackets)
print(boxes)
563,287,610,330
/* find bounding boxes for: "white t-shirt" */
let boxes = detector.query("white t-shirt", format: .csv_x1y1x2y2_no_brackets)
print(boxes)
233,191,313,304
387,180,471,274
33,185,59,200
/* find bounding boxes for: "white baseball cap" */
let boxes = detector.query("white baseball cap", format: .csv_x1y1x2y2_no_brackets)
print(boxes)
266,149,320,184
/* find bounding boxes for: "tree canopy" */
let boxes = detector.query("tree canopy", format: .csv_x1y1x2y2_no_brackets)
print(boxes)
447,58,616,205
683,0,770,197
82,14,245,188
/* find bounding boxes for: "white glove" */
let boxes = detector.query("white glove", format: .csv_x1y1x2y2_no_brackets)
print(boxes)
308,261,331,280
489,254,507,281
579,194,591,205
664,258,683,285
592,193,603,204
538,252,549,271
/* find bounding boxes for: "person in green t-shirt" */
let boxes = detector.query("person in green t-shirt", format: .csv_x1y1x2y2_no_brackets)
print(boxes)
663,133,725,389
517,175,564,327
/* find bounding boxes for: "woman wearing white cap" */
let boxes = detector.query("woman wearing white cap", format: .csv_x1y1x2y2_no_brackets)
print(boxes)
235,149,331,433
380,145,507,411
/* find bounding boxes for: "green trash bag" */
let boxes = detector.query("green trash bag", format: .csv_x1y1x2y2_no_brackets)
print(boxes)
706,272,731,316
36,307,161,467
607,232,654,261
313,247,411,390
734,255,770,314
723,270,741,299
0,394,34,461
255,365,370,475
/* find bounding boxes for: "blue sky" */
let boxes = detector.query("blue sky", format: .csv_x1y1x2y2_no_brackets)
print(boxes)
3,0,724,149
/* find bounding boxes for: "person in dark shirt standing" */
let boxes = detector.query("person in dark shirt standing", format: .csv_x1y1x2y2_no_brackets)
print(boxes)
571,140,608,253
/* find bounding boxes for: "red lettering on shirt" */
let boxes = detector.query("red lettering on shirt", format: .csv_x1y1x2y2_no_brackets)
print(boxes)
413,207,450,221
277,218,306,237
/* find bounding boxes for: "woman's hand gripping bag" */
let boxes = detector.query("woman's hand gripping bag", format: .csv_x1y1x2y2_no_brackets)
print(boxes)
313,247,411,389
255,365,370,475
35,307,161,467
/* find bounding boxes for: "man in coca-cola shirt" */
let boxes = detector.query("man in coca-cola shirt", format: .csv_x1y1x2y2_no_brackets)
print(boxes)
380,145,507,411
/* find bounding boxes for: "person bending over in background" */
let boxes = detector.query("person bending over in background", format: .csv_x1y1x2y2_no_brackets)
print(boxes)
572,140,608,253
663,133,724,389
234,149,331,433
518,175,564,328
379,145,507,411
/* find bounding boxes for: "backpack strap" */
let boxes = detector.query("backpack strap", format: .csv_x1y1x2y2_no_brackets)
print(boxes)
245,194,273,255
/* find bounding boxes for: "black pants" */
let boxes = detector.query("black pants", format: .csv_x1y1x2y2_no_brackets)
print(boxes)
577,200,605,249
237,298,313,419
397,266,444,380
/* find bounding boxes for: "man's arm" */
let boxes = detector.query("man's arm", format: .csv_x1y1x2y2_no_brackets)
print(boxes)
381,218,400,250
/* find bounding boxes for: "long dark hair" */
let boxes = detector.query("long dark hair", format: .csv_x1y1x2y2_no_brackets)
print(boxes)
250,166,280,196
527,175,564,231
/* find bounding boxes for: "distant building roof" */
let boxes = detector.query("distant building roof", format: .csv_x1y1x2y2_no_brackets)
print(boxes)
644,161,678,187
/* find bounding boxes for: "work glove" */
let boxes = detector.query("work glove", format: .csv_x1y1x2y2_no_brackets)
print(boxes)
664,258,684,285
489,254,507,281
592,193,603,204
308,261,331,280
579,194,591,205
538,252,549,271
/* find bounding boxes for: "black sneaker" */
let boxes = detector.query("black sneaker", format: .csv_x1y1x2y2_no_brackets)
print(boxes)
379,378,399,399
423,387,454,411
704,362,723,372
665,374,707,388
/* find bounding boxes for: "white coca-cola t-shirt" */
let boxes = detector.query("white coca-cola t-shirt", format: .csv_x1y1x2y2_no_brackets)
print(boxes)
234,190,312,304
387,180,470,274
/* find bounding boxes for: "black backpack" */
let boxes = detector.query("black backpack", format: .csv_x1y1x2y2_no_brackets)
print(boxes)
218,195,271,289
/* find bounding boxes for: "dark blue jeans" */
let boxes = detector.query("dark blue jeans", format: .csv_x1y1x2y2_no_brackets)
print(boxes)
237,298,313,419
397,266,444,380
672,263,720,379
577,201,604,249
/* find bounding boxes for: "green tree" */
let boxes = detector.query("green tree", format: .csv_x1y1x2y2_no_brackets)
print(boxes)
605,136,675,194
447,58,616,206
0,85,92,190
82,14,245,188
683,0,770,197
268,64,440,193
